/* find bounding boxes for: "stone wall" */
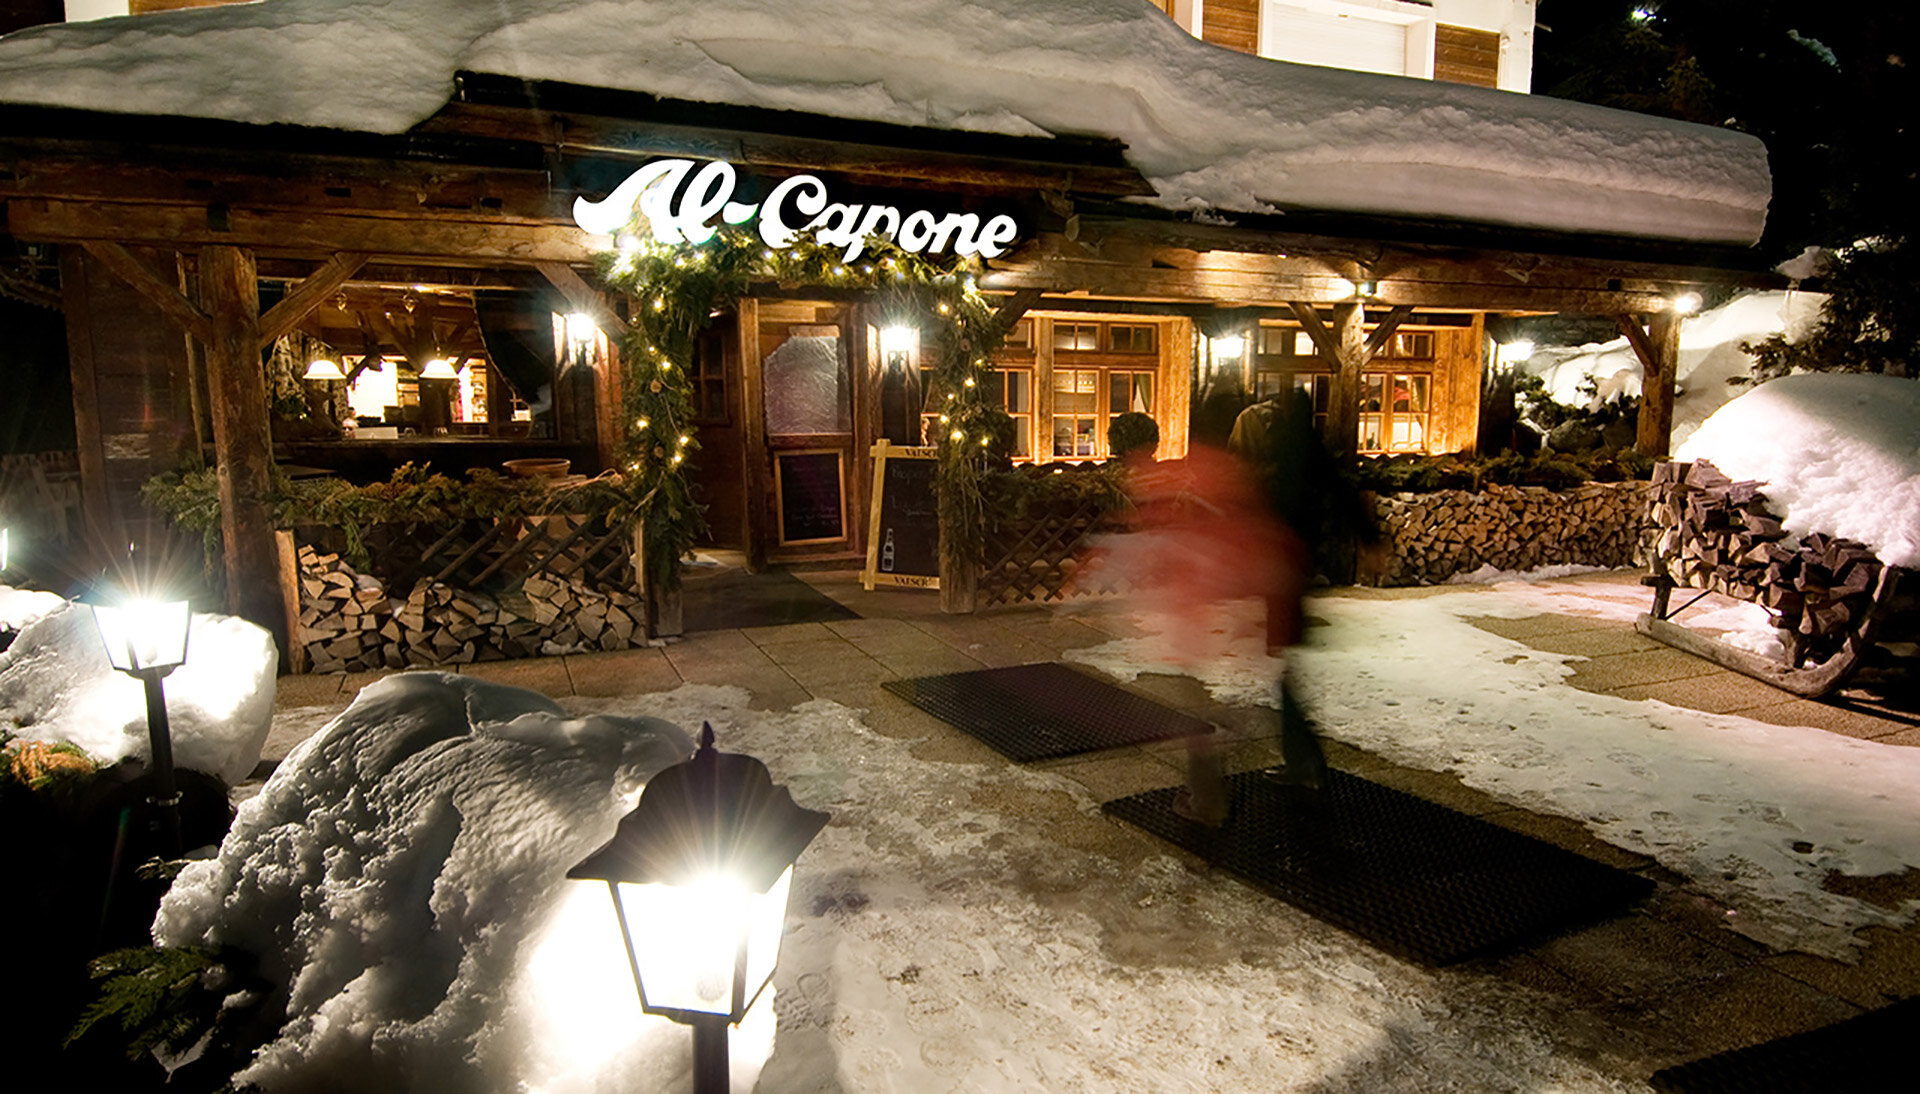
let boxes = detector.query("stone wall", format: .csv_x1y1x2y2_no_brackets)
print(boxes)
1363,481,1652,587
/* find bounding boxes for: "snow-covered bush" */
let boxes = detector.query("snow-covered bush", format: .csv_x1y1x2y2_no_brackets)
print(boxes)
154,673,710,1093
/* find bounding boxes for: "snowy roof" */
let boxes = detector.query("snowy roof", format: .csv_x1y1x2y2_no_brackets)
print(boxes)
1676,373,1920,569
0,0,1770,245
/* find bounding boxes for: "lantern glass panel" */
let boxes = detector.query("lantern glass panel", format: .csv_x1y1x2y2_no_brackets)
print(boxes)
616,866,793,1019
92,599,191,674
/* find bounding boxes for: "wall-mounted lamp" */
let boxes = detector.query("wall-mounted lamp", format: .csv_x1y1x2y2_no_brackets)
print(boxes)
1355,279,1379,299
1671,292,1702,316
565,311,602,350
878,326,918,363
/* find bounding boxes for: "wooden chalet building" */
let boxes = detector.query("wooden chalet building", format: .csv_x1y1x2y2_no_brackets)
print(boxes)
0,0,1776,654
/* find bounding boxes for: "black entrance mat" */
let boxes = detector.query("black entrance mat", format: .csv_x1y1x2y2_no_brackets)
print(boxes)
681,568,860,632
1102,770,1654,965
1650,997,1920,1093
882,662,1214,762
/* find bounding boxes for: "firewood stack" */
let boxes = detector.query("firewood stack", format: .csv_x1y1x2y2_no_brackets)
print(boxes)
1366,482,1652,586
295,545,651,673
1648,460,1886,665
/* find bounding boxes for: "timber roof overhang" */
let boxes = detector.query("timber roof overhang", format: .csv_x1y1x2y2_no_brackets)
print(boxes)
0,76,1783,317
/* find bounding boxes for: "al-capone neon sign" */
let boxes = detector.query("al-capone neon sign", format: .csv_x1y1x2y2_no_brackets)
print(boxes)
574,159,1022,262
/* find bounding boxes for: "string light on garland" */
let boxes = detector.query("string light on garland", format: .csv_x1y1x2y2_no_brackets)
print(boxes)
593,223,1013,596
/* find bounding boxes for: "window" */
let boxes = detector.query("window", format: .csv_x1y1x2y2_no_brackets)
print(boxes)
1109,324,1157,354
1052,368,1100,458
1375,331,1435,359
1360,372,1431,453
989,368,1034,459
692,327,729,423
1052,322,1100,352
1003,318,1034,350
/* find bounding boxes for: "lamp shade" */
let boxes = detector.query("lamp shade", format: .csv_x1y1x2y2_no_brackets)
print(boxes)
92,599,191,675
420,357,460,380
569,724,829,1024
303,358,346,381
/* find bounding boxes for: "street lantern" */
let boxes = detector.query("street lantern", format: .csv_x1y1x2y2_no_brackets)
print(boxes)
91,597,192,856
569,724,829,1094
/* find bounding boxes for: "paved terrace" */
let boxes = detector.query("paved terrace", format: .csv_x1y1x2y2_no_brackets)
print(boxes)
268,568,1920,1080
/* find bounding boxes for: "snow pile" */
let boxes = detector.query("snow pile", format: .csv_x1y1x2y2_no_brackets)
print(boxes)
1677,373,1920,568
156,673,726,1093
0,603,276,784
1070,586,1920,957
0,583,64,632
0,0,1770,243
1523,291,1826,449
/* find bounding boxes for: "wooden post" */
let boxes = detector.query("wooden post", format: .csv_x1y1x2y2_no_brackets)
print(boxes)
274,530,308,674
198,245,289,660
1619,311,1683,457
938,525,978,614
633,523,683,639
1330,302,1365,458
737,298,770,573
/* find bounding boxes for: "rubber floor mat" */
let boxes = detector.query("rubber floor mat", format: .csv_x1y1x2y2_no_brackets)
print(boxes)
882,662,1213,762
1649,997,1920,1093
1102,770,1654,965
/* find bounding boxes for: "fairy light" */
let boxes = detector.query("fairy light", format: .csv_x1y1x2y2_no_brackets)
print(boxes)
964,376,976,388
677,434,691,445
939,414,950,424
950,429,965,442
636,417,651,430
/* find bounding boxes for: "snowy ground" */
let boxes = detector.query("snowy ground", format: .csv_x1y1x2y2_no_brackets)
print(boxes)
193,573,1920,1092
1071,581,1920,958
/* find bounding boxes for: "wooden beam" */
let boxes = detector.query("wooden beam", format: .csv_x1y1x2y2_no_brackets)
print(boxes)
11,198,595,265
256,251,369,350
535,261,636,339
1329,303,1365,457
79,241,213,344
991,287,1046,331
737,298,769,573
198,244,290,660
1288,301,1338,359
1620,311,1683,457
1363,305,1416,359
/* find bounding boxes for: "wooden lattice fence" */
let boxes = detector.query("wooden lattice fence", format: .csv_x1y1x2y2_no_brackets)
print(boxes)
979,485,1126,606
284,512,654,673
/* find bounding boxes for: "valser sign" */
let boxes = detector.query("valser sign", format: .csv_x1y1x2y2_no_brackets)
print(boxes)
574,159,1022,262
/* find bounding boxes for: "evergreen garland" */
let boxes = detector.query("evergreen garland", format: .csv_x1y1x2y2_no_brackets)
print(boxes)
593,227,1014,591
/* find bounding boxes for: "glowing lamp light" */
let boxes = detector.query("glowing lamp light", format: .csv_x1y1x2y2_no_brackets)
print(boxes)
92,598,191,677
1210,334,1246,360
566,312,601,348
878,325,918,360
1503,340,1535,363
568,725,828,1094
1672,292,1703,316
302,358,346,382
91,596,193,856
1356,279,1379,299
420,358,460,380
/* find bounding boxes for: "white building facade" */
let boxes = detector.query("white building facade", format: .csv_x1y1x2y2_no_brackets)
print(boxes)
1157,0,1536,92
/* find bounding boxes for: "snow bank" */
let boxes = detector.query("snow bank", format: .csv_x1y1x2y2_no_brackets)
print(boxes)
1677,373,1920,568
0,0,1770,243
0,583,64,632
1069,587,1920,957
1523,291,1827,449
0,603,275,784
156,672,720,1094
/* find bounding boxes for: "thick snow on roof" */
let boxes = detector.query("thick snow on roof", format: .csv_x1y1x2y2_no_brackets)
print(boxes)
1677,373,1920,569
0,0,1770,244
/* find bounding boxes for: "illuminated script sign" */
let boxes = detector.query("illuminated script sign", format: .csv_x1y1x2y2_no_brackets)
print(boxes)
574,159,1022,262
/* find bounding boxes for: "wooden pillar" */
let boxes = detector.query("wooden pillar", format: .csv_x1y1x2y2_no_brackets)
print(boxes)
1330,303,1365,457
737,298,769,572
1619,311,1683,457
198,245,288,656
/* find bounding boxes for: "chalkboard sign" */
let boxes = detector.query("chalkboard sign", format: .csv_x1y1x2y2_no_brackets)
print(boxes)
863,441,941,590
774,450,846,545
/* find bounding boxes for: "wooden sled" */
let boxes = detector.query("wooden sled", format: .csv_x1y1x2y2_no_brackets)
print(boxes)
1636,565,1910,699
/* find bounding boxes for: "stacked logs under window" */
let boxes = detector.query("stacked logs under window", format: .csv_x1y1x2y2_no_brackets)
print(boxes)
296,545,650,673
1648,460,1886,666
